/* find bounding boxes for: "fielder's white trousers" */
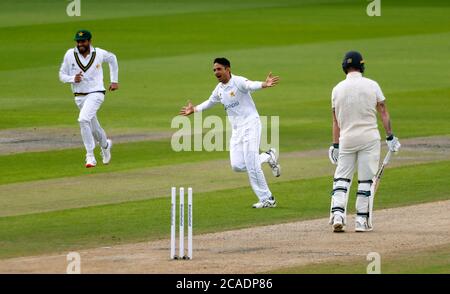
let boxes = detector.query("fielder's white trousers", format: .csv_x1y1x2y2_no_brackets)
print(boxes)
229,118,272,201
330,139,380,223
74,92,108,157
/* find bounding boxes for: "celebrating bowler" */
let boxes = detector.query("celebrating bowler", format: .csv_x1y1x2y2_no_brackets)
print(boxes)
180,58,281,208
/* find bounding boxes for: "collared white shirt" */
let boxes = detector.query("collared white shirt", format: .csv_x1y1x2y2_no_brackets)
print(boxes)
59,45,118,94
196,74,263,127
332,71,386,149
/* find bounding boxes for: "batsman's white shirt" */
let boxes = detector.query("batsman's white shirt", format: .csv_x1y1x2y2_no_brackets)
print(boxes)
330,72,385,223
196,74,262,127
59,46,118,93
332,71,385,150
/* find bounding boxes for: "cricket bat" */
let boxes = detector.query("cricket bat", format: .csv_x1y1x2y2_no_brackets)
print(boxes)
368,150,392,229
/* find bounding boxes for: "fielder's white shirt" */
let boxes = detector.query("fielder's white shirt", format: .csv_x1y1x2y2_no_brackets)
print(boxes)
59,46,118,94
332,72,385,149
196,74,262,127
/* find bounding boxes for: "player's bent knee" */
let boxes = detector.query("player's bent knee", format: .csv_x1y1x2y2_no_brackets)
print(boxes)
78,119,92,132
231,164,246,172
245,163,259,174
78,117,91,124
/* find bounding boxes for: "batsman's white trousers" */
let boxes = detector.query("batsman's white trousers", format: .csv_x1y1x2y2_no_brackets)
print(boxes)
229,117,272,201
75,92,108,156
331,139,380,222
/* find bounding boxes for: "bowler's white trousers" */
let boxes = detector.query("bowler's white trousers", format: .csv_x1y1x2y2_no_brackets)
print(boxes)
229,117,272,201
74,92,108,156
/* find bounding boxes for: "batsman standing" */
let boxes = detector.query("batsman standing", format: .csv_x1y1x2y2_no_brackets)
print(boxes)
59,30,118,168
180,58,281,208
328,51,401,232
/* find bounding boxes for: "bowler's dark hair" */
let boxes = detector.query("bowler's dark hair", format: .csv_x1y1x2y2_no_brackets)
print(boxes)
213,57,231,68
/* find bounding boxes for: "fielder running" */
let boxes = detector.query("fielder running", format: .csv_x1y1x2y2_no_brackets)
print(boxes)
328,51,401,232
180,58,281,208
59,30,118,168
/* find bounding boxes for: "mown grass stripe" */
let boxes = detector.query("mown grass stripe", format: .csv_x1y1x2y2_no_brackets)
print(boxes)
0,147,446,217
0,161,448,259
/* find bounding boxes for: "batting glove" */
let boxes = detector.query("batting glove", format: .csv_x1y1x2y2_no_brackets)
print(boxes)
386,134,401,152
328,143,339,165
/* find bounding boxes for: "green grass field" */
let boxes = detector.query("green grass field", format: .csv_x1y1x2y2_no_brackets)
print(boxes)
0,0,449,273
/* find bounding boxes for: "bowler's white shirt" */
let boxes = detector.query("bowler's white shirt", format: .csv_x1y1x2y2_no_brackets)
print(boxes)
59,46,118,94
332,72,386,149
196,74,263,127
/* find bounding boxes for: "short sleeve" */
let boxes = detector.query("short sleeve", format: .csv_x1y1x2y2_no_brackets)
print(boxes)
374,82,386,102
235,76,249,93
331,87,336,109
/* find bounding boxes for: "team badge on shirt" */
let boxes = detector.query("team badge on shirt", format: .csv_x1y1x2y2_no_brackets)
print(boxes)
230,91,235,97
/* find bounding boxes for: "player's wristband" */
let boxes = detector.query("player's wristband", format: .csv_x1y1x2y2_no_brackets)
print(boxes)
386,134,394,141
333,143,339,148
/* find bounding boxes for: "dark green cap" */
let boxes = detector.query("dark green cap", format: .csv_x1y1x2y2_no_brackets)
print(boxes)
74,30,92,41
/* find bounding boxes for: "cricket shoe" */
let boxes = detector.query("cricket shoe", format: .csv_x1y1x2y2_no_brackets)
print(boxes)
85,155,97,168
101,139,112,165
266,148,281,177
252,196,277,209
355,216,372,232
332,215,345,233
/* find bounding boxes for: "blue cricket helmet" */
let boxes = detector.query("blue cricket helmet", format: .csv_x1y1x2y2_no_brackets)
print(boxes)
342,51,365,74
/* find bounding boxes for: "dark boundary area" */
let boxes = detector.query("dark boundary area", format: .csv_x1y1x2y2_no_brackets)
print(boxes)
0,274,447,292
